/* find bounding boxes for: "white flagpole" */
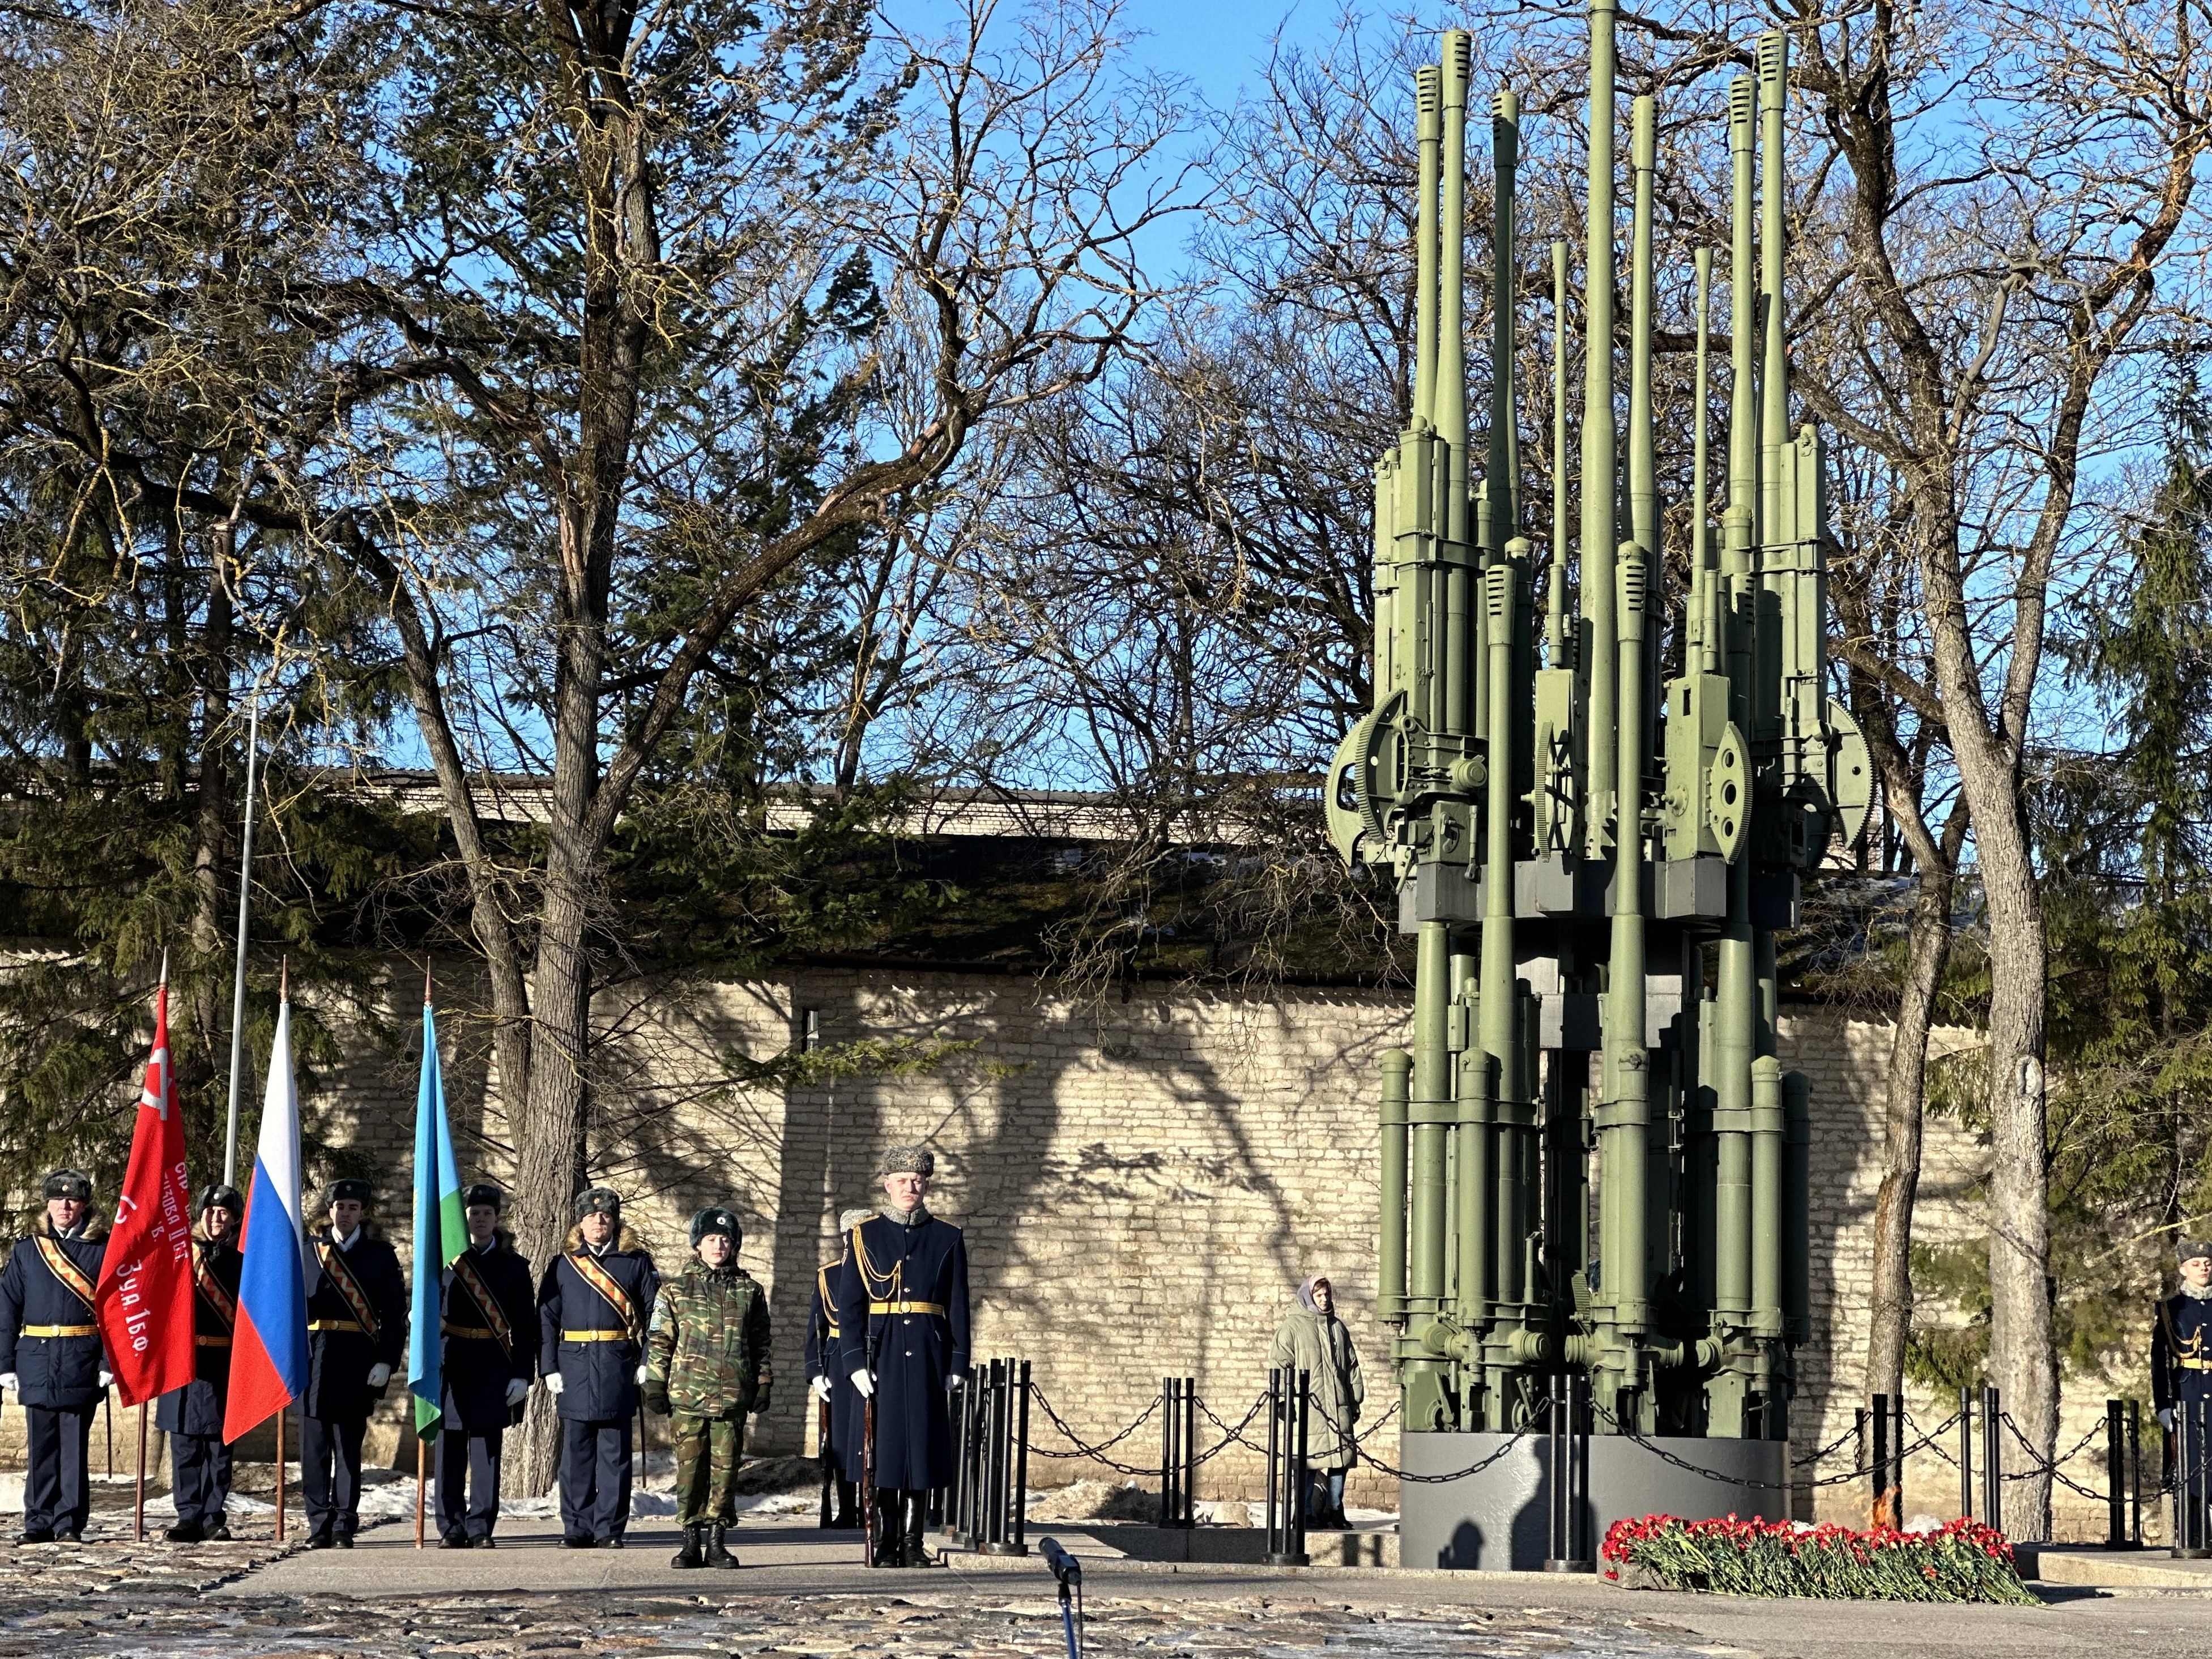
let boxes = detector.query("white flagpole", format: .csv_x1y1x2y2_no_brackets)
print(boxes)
221,688,265,1189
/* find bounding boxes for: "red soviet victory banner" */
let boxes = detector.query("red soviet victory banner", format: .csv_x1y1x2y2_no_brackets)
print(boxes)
94,972,197,1407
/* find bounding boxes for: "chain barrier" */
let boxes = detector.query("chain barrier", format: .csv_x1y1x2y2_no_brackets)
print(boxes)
1028,1387,1167,1477
1013,1382,2123,1509
1026,1388,1162,1464
1789,1419,1862,1472
1997,1412,2111,1501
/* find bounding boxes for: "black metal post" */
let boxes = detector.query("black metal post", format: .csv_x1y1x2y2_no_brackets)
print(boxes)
1274,1362,1292,1557
986,1359,1010,1552
1545,1371,1594,1572
1981,1384,2002,1534
2107,1398,2126,1548
1958,1386,1974,1520
1182,1377,1198,1526
1008,1360,1033,1555
1167,1380,1186,1530
2130,1398,2143,1547
1871,1395,1890,1526
2179,1397,2211,1559
1891,1394,1906,1527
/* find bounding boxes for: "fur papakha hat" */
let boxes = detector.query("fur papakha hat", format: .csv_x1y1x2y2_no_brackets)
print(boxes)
690,1206,740,1249
876,1145,935,1181
574,1186,622,1221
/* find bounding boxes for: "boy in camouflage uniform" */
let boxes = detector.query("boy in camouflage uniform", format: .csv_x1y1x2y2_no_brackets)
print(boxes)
643,1207,772,1570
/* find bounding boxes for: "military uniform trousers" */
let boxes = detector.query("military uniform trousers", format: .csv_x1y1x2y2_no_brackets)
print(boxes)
437,1426,504,1542
171,1432,235,1534
23,1405,96,1536
559,1418,633,1541
671,1409,744,1528
300,1414,369,1540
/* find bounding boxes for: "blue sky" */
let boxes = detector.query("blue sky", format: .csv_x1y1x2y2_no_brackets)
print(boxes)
1109,0,1324,107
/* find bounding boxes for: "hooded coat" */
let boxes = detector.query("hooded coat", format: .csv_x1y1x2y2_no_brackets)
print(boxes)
1267,1277,1365,1469
0,1212,111,1409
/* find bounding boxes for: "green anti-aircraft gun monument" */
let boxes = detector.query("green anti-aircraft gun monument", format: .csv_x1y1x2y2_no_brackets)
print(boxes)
1326,2,1871,1567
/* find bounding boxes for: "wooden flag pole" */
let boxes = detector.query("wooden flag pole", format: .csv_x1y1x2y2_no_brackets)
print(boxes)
275,1411,287,1542
104,1391,113,1477
134,1404,148,1541
415,1434,427,1547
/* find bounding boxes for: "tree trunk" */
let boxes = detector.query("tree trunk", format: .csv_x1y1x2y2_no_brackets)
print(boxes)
1865,811,1965,1409
1972,791,2055,1538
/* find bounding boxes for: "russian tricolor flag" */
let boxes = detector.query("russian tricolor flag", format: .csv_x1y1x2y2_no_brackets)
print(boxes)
224,995,312,1443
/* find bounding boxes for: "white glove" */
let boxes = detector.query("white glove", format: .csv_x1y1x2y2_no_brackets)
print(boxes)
850,1367,874,1400
97,1370,114,1388
811,1374,833,1401
947,1375,962,1395
0,1373,17,1392
505,1378,530,1407
545,1371,565,1396
635,1362,650,1385
2161,1407,2176,1433
366,1362,392,1388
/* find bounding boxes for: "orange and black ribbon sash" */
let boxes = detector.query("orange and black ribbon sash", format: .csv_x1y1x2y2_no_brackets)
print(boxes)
315,1238,381,1338
450,1252,514,1357
35,1235,96,1313
566,1250,637,1336
194,1247,237,1330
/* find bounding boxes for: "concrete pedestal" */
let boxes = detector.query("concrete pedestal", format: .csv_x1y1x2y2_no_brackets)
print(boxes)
1397,1429,1789,1571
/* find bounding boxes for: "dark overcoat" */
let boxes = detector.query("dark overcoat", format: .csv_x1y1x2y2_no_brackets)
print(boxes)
537,1224,658,1423
804,1257,865,1483
155,1230,242,1438
441,1236,538,1432
833,1209,970,1490
302,1224,407,1422
2155,1290,2212,1412
0,1216,110,1409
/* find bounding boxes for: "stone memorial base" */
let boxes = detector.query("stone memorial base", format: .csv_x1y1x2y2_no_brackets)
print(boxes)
1397,1429,1788,1572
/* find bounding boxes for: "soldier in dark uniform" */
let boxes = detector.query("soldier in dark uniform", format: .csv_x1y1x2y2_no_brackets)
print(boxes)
807,1207,872,1529
301,1178,407,1549
538,1186,658,1549
156,1184,244,1542
2155,1236,2212,1549
835,1147,970,1568
0,1170,112,1543
436,1183,537,1548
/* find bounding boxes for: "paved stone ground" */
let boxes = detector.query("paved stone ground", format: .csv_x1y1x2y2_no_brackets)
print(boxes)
6,1506,2212,1659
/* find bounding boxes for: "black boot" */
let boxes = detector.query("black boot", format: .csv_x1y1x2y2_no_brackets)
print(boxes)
831,1478,860,1529
871,1490,902,1567
671,1526,705,1569
900,1489,933,1568
705,1524,739,1569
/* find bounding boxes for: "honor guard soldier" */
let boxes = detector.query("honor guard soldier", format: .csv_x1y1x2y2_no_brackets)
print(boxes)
157,1184,244,1542
538,1186,657,1548
807,1207,873,1529
2155,1236,2212,1545
302,1178,406,1548
0,1170,112,1543
835,1147,970,1568
644,1206,772,1570
436,1183,537,1547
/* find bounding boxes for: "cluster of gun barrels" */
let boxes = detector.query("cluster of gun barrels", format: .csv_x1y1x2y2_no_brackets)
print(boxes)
1327,5,1871,1444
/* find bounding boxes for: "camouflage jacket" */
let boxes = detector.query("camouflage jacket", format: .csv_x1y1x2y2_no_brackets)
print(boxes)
645,1261,772,1417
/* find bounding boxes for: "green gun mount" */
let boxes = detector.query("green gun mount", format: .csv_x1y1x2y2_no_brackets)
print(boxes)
1327,6,1871,1566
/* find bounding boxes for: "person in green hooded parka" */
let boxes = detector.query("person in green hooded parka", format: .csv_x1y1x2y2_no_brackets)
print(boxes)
1267,1273,1363,1530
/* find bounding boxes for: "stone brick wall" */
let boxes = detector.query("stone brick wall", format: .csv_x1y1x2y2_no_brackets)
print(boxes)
18,960,2153,1540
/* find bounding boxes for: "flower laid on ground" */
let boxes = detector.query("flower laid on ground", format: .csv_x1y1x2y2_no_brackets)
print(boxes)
1600,1512,2041,1605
